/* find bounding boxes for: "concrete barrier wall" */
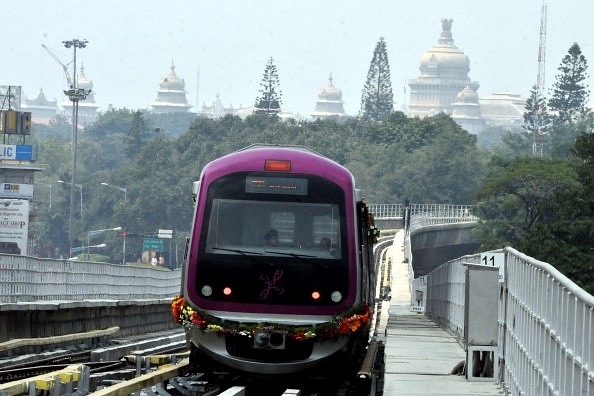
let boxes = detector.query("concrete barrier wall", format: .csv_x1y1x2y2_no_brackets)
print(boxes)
0,299,179,355
0,255,181,303
409,222,479,277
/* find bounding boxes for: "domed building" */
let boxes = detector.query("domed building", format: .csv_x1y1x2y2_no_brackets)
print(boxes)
149,63,192,114
22,88,58,125
408,18,525,135
61,64,99,127
408,18,479,118
451,83,484,134
310,75,349,121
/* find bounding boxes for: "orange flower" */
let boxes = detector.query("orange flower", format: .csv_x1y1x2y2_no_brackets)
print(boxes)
171,296,186,323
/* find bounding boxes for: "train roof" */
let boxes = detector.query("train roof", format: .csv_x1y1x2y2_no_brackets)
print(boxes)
200,144,354,187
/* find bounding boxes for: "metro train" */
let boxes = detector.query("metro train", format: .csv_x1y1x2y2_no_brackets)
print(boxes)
173,144,378,377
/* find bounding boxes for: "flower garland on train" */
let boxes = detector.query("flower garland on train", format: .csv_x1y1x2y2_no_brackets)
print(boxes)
171,296,370,341
361,201,380,244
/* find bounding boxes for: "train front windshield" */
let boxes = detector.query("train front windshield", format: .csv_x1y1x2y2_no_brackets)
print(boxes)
206,200,342,259
195,172,349,307
203,173,345,257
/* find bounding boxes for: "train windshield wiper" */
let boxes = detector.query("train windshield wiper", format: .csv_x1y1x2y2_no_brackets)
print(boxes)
265,251,328,269
212,247,272,267
213,247,262,256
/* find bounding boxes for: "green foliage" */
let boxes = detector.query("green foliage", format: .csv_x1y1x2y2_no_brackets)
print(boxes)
549,42,590,123
522,85,551,155
31,109,486,263
361,37,394,121
510,134,594,293
473,157,579,250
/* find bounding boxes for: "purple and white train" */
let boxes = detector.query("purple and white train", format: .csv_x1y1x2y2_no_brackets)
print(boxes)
180,144,376,377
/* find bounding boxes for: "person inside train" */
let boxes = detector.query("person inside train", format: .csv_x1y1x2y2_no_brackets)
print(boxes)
319,237,331,250
264,229,279,247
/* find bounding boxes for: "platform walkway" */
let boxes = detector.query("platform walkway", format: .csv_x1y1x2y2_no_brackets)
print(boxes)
381,230,502,395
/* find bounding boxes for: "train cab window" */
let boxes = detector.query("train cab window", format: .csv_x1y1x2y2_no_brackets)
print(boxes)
204,199,342,259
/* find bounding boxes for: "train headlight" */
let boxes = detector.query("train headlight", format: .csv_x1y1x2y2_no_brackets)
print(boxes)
311,291,321,300
330,291,343,302
201,285,213,297
223,287,233,296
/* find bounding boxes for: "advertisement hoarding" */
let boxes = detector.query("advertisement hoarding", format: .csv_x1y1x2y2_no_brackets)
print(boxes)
0,199,29,255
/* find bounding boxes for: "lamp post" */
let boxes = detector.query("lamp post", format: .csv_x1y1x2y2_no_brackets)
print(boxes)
100,182,127,264
62,38,89,256
34,182,52,209
70,243,106,259
57,180,83,217
100,182,127,202
86,226,121,260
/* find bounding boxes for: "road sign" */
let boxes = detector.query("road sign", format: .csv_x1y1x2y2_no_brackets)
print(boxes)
158,229,173,239
143,237,163,252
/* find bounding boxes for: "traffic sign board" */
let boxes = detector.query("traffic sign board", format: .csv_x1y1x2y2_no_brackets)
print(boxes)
143,237,163,252
158,229,173,239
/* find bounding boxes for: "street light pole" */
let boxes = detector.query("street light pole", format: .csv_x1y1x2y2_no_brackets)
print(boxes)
100,182,127,202
57,180,83,216
34,182,52,209
63,38,89,256
86,226,121,260
100,182,128,265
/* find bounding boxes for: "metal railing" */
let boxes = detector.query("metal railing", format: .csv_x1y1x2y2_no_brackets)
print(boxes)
424,248,594,395
369,203,476,222
0,255,180,303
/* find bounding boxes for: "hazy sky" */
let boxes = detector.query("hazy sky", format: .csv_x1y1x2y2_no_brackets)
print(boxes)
3,1,593,118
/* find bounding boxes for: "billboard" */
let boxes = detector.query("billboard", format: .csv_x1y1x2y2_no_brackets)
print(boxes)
0,145,34,160
0,183,34,199
0,199,29,255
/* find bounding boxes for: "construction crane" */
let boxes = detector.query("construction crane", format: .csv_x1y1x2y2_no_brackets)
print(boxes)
533,2,547,156
42,44,73,89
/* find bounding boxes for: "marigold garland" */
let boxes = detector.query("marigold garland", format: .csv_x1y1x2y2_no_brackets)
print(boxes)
170,295,370,341
361,202,380,244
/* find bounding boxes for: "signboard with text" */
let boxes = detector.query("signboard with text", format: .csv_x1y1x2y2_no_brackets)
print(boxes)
143,237,163,252
0,183,33,199
480,252,505,282
0,199,29,255
0,144,34,160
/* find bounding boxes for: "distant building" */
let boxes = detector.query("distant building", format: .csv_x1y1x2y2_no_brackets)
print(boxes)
61,64,99,127
451,84,484,134
408,18,525,134
479,92,526,128
22,88,58,125
200,94,235,118
310,75,349,121
149,63,192,114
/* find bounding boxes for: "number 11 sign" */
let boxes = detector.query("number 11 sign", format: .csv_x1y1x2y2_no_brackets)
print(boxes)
480,252,505,283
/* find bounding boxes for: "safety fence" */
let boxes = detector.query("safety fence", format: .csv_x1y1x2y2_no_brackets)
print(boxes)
0,255,180,303
424,247,594,395
369,203,476,221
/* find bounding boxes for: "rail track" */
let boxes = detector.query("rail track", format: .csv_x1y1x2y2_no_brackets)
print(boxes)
0,237,396,396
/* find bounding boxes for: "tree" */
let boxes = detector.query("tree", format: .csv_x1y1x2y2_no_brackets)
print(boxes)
473,157,579,250
523,85,551,155
360,37,393,121
516,134,594,293
254,57,282,116
548,42,590,123
126,110,150,159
